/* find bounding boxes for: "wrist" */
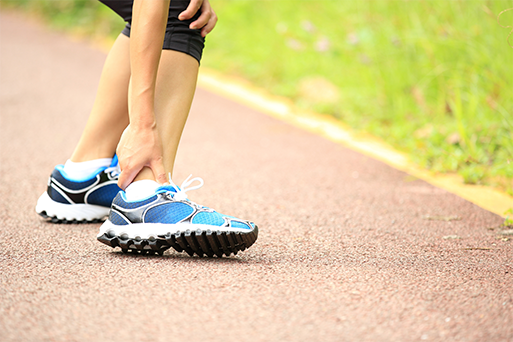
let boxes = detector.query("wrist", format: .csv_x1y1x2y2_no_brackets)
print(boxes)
129,101,157,130
130,115,157,131
129,87,157,128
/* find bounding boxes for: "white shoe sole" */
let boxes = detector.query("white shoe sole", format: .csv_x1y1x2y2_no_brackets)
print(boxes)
97,220,253,239
36,192,110,223
97,220,258,257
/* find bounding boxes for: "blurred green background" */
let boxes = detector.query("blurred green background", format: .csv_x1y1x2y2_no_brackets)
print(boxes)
3,0,513,198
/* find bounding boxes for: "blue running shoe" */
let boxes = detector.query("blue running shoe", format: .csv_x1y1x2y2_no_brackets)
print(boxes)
97,175,258,257
36,157,121,223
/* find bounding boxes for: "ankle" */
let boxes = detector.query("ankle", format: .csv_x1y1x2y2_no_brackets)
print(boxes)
132,167,157,183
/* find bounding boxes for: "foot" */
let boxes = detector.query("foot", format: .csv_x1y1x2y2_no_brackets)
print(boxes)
35,158,121,223
97,176,258,257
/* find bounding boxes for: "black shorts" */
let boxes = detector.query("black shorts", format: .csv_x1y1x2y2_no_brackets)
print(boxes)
99,0,205,63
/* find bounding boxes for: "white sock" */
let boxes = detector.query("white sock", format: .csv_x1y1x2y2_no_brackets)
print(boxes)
124,180,161,201
63,158,112,180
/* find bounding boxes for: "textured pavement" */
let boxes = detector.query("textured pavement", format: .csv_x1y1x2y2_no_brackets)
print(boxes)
1,12,512,342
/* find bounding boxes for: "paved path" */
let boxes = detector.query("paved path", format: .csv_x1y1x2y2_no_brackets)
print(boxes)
1,12,511,342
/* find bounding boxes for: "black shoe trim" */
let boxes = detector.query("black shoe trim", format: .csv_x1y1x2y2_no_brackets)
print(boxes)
97,226,259,257
49,171,118,205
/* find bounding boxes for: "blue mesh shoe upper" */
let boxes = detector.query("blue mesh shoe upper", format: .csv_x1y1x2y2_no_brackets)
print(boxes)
51,167,98,190
191,211,225,226
109,210,129,226
112,193,158,209
46,159,121,207
145,202,195,224
47,185,71,204
229,221,252,229
87,184,122,207
108,175,255,230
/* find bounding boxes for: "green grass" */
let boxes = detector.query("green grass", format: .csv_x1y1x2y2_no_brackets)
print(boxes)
204,0,513,199
3,0,513,202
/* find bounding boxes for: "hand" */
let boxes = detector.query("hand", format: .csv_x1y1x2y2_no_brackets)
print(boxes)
179,0,218,37
116,123,168,190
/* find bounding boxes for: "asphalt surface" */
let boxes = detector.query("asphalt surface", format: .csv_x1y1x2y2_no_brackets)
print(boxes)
1,12,512,342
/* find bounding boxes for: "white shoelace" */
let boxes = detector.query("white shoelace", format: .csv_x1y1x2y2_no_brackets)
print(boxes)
168,173,204,201
105,164,121,178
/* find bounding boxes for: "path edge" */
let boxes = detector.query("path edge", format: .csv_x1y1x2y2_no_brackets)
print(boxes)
197,68,513,218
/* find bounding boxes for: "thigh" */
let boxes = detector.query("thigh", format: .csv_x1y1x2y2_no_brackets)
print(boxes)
99,0,205,63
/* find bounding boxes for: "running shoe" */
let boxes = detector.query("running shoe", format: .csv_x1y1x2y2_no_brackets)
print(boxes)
36,157,121,223
97,175,258,257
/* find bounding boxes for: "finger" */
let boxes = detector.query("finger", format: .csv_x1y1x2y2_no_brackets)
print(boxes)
189,6,211,30
200,11,217,37
178,0,203,21
117,166,141,191
117,171,131,191
150,159,169,185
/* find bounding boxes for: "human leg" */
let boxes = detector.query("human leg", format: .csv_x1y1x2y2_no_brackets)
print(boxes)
131,49,199,183
36,2,199,220
70,34,131,162
95,16,259,257
35,34,130,222
117,0,205,189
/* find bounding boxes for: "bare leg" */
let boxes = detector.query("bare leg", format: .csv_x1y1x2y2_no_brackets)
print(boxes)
70,34,197,182
70,34,131,162
37,36,199,222
133,50,199,182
